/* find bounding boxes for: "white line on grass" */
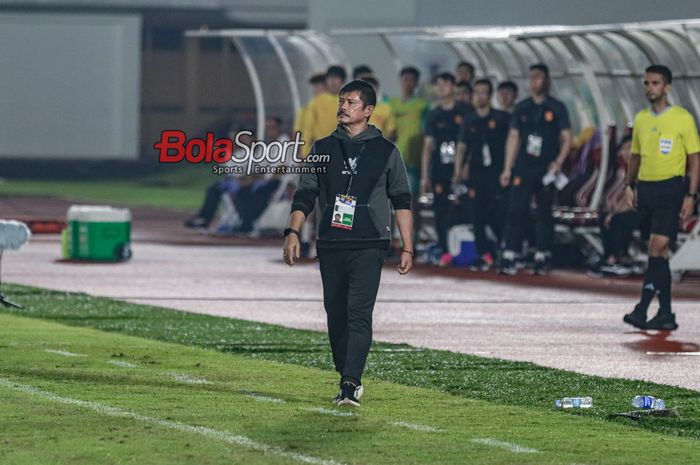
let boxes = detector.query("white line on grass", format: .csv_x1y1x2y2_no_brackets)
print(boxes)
646,352,700,356
246,394,286,404
307,407,354,417
0,378,345,465
391,421,444,433
165,372,213,385
45,349,87,357
108,360,143,369
470,438,539,454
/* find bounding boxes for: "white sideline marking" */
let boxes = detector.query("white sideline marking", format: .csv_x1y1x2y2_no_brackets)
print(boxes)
471,438,539,454
108,360,143,369
246,394,286,404
391,421,444,433
307,407,354,417
165,372,213,385
45,349,87,358
0,378,345,465
646,352,700,356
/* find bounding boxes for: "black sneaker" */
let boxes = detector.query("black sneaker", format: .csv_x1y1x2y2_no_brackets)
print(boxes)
532,259,548,276
336,381,364,407
646,311,678,331
623,305,648,329
184,217,208,228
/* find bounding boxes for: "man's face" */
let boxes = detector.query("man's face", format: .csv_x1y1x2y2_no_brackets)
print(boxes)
497,88,517,109
436,78,454,100
528,69,548,95
473,84,491,109
400,73,418,95
311,82,326,96
337,91,373,125
326,75,343,94
264,119,281,141
455,85,472,105
644,72,670,103
456,65,473,83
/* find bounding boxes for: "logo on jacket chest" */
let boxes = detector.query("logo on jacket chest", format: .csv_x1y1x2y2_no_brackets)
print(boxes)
341,156,359,175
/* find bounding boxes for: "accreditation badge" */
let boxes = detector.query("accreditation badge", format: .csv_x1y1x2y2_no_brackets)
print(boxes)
331,194,356,230
527,134,543,157
659,138,673,155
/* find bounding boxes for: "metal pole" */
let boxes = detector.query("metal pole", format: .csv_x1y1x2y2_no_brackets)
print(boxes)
268,34,302,117
231,37,266,139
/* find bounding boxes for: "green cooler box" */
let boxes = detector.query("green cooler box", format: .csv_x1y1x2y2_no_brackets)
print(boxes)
65,206,132,261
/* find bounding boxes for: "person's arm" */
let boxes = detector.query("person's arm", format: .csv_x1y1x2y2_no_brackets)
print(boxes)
681,153,700,221
395,209,414,275
455,141,469,183
623,153,641,210
284,145,320,266
549,128,572,173
420,135,434,194
500,128,520,187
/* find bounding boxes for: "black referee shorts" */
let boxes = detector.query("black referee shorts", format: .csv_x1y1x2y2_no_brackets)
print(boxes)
637,176,685,242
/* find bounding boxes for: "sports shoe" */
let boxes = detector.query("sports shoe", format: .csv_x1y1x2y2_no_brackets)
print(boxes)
600,263,632,277
438,252,452,267
586,263,603,278
184,217,208,228
531,251,550,276
646,311,678,331
623,304,648,329
336,380,364,407
469,253,494,271
499,251,517,275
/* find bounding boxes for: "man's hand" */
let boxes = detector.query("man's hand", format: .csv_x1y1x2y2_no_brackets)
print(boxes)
623,185,637,210
397,251,413,275
680,196,697,222
283,235,300,266
499,169,511,188
548,160,562,174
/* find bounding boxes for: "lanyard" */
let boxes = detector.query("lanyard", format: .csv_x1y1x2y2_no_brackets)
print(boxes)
337,139,361,195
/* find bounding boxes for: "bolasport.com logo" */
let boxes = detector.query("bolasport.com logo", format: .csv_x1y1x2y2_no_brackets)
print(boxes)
154,130,329,176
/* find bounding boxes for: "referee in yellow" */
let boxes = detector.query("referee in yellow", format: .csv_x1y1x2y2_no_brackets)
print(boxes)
623,64,700,331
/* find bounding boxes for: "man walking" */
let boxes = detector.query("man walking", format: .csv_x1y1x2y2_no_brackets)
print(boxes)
499,64,572,275
623,65,699,331
283,80,414,406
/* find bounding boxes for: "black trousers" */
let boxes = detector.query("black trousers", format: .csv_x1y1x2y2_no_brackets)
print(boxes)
504,166,555,253
432,180,452,252
601,210,640,260
471,174,506,256
318,247,384,384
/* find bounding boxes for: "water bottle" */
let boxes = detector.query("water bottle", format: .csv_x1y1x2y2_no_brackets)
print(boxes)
632,396,665,410
555,397,593,409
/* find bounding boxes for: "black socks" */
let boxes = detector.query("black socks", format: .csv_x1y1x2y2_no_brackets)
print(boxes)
639,257,671,314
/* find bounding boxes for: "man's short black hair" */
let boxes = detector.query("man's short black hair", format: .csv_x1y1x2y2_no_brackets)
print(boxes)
266,116,282,127
435,72,456,84
400,66,420,81
340,80,377,107
645,64,673,84
352,64,373,79
326,65,347,81
457,61,475,75
309,72,326,85
497,80,518,93
473,78,492,95
456,80,473,93
529,63,550,78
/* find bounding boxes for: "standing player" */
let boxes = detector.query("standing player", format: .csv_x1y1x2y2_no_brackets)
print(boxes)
497,80,519,114
499,64,572,275
456,79,510,270
421,72,469,266
623,65,700,331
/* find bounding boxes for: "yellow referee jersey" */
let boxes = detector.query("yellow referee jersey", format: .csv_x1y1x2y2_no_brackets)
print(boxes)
631,106,700,181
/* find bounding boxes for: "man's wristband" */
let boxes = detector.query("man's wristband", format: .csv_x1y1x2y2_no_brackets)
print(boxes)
686,192,699,201
284,228,300,238
625,182,637,189
401,249,414,256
